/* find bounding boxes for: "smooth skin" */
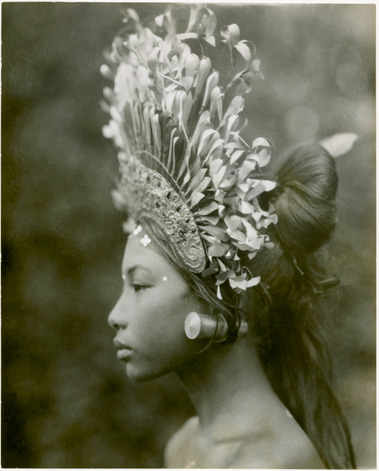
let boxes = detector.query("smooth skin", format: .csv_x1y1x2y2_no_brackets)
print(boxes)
108,233,324,469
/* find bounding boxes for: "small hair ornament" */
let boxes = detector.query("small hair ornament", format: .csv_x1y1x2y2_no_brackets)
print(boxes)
101,6,278,297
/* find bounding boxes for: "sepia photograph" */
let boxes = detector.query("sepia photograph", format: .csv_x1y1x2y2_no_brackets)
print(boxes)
2,2,376,468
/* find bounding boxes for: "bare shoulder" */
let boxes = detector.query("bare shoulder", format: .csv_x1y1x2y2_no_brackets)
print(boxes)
164,410,324,469
231,412,325,469
164,416,198,468
276,411,325,469
232,439,324,469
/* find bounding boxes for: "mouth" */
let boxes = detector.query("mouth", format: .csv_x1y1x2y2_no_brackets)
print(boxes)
113,338,133,361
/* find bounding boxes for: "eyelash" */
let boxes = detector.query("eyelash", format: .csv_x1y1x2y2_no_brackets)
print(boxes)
121,275,151,294
131,284,149,293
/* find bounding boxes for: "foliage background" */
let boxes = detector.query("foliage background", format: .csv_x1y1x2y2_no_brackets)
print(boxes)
2,2,375,468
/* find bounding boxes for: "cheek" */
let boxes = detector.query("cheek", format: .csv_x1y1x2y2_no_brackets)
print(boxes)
129,291,201,371
136,296,189,349
135,284,200,335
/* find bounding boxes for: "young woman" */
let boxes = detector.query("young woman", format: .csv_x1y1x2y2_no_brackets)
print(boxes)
103,5,355,468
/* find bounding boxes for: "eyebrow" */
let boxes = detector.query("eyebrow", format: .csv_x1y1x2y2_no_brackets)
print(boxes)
122,265,154,278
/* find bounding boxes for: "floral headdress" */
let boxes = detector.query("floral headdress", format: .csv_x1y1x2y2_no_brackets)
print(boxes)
101,5,278,298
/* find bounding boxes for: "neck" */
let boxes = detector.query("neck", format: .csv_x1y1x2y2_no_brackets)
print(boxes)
177,336,284,441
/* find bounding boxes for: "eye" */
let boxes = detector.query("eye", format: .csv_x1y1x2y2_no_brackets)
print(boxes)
132,284,150,293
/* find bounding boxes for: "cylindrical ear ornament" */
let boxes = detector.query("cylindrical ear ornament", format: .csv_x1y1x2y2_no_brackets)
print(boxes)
184,312,248,341
184,312,228,341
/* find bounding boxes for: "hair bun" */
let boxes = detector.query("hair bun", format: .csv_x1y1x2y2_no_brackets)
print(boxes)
274,143,338,254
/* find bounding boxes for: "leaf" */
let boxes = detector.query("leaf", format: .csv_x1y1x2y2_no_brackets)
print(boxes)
191,110,211,147
219,172,237,191
172,90,187,120
204,225,229,242
181,91,193,128
199,215,220,225
165,82,179,93
203,35,216,47
176,32,200,41
214,188,226,203
241,218,258,241
257,147,271,167
201,71,219,112
251,59,261,72
238,182,250,194
261,179,276,192
201,233,218,244
209,158,224,175
252,137,271,149
239,200,255,214
224,115,240,143
217,258,228,272
147,48,160,72
155,13,165,27
225,141,242,151
188,168,207,191
181,76,194,92
225,195,239,207
209,86,223,122
246,276,261,288
151,113,162,156
228,229,246,242
198,7,217,35
229,278,244,290
198,201,219,215
212,166,227,189
165,90,176,113
197,128,218,157
195,57,212,97
247,251,259,260
245,180,276,200
202,264,219,278
320,133,358,158
191,191,205,206
184,53,200,77
124,8,140,23
208,243,229,257
234,42,252,63
230,149,246,164
194,176,212,195
143,106,152,151
220,24,240,46
225,214,241,231
206,138,224,161
222,96,244,124
186,4,199,32
238,159,257,182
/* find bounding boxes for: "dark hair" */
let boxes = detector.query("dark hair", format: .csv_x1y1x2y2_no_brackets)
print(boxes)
247,144,355,469
140,142,355,469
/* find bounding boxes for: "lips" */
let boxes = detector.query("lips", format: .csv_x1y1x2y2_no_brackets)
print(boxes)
113,338,133,361
117,349,133,361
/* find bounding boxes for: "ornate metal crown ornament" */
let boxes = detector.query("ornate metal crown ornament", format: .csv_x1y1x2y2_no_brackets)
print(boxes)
101,6,278,297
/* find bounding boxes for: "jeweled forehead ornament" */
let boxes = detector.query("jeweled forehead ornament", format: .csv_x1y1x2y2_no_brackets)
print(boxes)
101,6,278,297
132,224,152,248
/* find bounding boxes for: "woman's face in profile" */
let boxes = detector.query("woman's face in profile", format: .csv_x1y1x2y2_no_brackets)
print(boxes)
108,234,204,381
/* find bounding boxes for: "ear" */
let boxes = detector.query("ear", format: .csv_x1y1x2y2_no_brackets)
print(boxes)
319,133,358,158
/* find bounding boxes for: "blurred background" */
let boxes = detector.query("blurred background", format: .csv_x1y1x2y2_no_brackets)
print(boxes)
2,2,375,468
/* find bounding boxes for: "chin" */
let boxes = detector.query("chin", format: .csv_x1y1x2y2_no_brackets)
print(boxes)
125,363,166,382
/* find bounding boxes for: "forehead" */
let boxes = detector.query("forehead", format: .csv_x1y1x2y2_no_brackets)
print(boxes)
122,235,181,279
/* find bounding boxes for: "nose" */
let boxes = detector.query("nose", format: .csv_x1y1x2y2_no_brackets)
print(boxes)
108,296,128,330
